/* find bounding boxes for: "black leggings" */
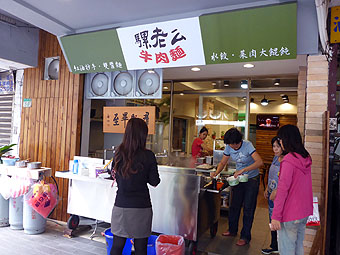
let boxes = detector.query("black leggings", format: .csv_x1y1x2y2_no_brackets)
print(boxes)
110,235,148,255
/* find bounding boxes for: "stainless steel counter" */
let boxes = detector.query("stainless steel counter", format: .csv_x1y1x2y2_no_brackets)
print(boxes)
56,164,219,241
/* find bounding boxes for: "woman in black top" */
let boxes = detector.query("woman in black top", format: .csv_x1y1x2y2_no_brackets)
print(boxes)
111,118,160,255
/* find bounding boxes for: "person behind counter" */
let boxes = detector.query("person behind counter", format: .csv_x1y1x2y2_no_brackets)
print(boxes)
261,136,283,255
210,128,263,246
110,118,160,255
270,125,313,255
191,126,211,160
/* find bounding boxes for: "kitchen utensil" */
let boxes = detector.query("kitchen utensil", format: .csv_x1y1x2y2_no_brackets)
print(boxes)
205,156,213,165
196,157,205,164
2,158,19,166
226,169,236,175
227,176,239,186
238,174,249,182
15,160,28,168
27,162,42,169
103,158,113,169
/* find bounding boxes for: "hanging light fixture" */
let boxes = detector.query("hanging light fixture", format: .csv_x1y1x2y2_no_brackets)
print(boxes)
261,96,269,106
240,80,248,89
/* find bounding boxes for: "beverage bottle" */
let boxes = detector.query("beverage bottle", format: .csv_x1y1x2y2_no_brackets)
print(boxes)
73,159,79,174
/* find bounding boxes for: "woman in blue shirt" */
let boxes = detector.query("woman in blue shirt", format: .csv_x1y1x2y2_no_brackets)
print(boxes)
211,128,263,246
261,136,283,255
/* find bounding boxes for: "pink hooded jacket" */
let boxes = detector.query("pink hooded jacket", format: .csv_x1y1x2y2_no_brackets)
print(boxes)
272,152,313,223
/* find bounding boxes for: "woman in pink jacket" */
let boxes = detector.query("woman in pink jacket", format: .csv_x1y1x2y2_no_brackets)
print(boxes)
270,125,313,255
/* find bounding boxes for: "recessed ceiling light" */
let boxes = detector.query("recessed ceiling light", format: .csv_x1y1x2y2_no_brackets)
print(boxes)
274,79,280,86
224,80,229,87
212,82,217,86
191,67,201,72
243,63,254,68
163,86,168,90
180,92,184,96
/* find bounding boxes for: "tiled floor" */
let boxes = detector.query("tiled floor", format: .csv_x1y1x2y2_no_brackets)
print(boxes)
0,183,271,255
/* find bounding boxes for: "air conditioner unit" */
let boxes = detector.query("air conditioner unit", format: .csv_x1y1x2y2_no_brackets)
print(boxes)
85,72,111,99
111,71,135,99
44,56,60,80
135,69,162,99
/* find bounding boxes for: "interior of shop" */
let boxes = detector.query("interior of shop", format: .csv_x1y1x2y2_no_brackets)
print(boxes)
83,62,300,253
86,78,298,163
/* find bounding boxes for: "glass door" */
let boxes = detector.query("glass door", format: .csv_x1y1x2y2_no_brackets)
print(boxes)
196,93,248,165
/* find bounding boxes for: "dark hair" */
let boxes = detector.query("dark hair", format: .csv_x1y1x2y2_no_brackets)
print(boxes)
224,128,243,145
271,136,281,147
200,127,208,134
114,118,148,178
277,124,310,158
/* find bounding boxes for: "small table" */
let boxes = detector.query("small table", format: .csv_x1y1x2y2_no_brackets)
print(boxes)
0,165,52,180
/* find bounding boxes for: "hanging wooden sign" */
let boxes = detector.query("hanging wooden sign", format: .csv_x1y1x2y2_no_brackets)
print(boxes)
103,106,156,134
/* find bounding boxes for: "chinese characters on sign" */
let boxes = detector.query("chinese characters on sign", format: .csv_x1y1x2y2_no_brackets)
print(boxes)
331,7,340,43
117,17,205,70
210,47,291,62
103,106,156,134
0,72,14,94
73,61,123,72
135,27,187,64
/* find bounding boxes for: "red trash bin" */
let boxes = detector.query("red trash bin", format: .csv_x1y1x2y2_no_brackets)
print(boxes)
156,235,185,255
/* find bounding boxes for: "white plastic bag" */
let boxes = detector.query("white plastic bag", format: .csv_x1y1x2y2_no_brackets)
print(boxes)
0,175,11,200
307,197,320,226
9,176,31,198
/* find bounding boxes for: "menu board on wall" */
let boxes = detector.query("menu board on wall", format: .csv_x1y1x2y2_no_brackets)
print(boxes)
103,106,155,134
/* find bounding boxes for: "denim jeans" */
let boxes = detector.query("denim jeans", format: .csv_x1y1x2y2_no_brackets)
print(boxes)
278,217,308,255
228,176,259,242
268,194,278,250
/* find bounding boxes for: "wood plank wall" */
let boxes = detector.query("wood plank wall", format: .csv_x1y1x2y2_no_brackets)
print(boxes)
255,115,297,164
19,30,84,222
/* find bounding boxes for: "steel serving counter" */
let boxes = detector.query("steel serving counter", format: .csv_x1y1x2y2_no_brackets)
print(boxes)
56,165,225,246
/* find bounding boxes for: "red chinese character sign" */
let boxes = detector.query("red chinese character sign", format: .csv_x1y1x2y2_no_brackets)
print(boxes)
117,17,205,70
103,106,156,134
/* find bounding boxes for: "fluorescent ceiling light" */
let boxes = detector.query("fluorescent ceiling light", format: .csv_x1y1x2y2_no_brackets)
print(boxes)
196,119,246,127
243,63,254,68
191,67,201,72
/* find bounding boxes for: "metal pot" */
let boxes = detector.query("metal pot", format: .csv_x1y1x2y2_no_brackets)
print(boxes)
15,160,28,168
27,162,41,169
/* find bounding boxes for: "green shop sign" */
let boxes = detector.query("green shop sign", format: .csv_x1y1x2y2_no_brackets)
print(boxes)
59,3,296,74
60,29,127,74
199,3,297,65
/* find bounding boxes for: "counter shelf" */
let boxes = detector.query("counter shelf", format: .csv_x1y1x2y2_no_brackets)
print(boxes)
0,165,52,180
56,165,230,252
